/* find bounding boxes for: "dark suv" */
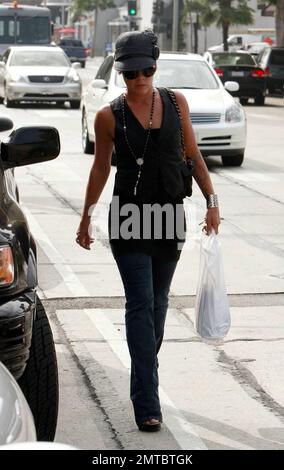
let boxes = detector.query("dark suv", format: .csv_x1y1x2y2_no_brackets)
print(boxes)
257,47,284,96
0,117,60,441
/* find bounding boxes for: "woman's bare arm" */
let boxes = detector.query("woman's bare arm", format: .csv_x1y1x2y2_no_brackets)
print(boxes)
174,91,220,233
77,105,114,249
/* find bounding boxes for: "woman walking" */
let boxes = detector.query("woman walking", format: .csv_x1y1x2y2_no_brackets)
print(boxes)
76,30,220,432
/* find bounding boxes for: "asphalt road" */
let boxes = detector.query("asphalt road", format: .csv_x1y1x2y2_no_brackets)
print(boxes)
1,59,284,450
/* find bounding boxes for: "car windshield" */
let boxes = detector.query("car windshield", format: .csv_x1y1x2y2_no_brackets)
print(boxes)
116,59,219,89
213,53,256,66
9,50,70,67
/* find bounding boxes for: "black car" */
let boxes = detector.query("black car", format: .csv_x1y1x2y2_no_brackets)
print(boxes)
209,51,267,105
257,47,284,96
0,117,60,441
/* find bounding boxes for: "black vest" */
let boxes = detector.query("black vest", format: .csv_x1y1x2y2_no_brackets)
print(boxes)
110,87,186,202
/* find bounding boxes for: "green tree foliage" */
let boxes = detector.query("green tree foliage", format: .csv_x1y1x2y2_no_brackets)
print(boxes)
184,0,254,51
72,0,115,55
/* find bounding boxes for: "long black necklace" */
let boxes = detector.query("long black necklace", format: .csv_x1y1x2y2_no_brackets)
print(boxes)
122,89,156,196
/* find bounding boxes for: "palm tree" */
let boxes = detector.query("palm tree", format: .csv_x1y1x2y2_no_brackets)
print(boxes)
258,0,284,46
184,0,254,51
72,0,115,56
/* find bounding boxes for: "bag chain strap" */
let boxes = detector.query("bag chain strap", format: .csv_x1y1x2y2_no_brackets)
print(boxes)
167,88,187,162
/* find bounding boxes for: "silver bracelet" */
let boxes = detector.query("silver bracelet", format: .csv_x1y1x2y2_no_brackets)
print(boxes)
206,194,219,209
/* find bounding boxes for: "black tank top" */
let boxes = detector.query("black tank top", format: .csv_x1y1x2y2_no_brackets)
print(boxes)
108,88,186,261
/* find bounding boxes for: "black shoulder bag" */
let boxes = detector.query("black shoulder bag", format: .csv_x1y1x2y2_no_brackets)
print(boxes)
167,88,195,197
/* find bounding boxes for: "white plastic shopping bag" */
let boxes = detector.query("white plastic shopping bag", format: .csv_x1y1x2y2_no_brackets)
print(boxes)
195,230,230,339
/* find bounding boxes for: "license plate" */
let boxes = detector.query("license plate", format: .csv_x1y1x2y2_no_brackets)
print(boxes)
231,71,244,77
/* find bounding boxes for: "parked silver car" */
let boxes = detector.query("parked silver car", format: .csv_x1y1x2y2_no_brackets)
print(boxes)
0,361,36,445
0,46,81,108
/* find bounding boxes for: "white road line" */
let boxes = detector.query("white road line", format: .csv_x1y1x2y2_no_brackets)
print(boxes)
23,206,89,297
85,308,207,450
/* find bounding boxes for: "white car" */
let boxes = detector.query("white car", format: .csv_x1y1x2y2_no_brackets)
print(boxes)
0,46,82,108
82,52,246,166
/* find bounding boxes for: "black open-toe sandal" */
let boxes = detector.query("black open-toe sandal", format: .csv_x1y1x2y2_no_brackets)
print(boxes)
138,419,161,432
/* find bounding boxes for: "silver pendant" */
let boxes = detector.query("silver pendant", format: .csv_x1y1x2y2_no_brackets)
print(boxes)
136,158,144,166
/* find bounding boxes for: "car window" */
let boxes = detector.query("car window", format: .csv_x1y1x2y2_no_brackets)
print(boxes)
1,49,10,63
96,55,114,83
116,59,219,89
60,39,83,47
9,50,70,67
213,53,256,66
270,50,284,66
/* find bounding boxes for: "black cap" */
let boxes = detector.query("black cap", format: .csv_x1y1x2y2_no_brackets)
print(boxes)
114,30,160,72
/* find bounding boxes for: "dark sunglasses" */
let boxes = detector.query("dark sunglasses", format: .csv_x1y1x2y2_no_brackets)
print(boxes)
122,66,156,80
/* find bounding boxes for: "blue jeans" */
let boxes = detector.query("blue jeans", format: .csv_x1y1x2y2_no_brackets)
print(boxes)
114,252,178,426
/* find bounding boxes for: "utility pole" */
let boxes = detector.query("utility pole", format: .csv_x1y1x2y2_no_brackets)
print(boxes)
172,0,179,51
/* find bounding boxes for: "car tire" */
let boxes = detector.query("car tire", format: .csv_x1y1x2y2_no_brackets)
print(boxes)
239,98,248,105
222,153,244,167
3,85,16,108
70,100,81,109
254,95,265,106
82,110,94,154
18,296,59,441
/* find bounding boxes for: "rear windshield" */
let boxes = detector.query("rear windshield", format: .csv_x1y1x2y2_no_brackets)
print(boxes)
270,50,284,65
213,53,256,66
59,39,83,47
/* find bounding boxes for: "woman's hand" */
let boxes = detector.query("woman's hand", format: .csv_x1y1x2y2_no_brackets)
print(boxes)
76,218,94,250
204,207,221,235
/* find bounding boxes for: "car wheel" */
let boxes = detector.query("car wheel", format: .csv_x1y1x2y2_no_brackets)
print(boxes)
221,153,244,167
18,296,59,441
4,88,15,108
239,98,248,105
70,100,81,110
254,95,265,106
82,110,94,154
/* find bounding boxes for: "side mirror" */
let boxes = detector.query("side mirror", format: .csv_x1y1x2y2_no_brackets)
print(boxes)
0,116,13,132
91,79,108,90
0,126,60,169
72,62,81,69
0,61,5,68
224,81,240,92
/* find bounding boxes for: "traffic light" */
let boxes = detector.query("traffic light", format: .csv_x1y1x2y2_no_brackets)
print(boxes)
152,1,164,24
152,0,164,17
128,1,137,16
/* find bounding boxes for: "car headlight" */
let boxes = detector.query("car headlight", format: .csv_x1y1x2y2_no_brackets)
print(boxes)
66,70,80,83
0,246,14,286
225,103,244,123
8,73,25,83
